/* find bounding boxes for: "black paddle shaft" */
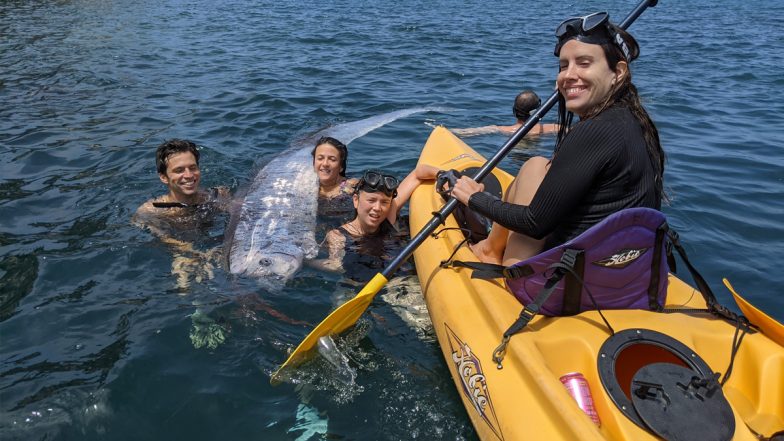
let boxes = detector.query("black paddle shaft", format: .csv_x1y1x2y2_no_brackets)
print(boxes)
382,0,659,279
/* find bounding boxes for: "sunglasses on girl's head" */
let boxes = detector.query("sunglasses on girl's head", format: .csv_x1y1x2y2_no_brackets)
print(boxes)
358,170,399,196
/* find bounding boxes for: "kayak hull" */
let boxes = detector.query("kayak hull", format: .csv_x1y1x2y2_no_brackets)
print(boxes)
409,127,784,440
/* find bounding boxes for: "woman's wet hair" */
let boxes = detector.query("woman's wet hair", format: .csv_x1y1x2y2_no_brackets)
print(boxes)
312,136,348,177
513,90,542,120
554,22,666,202
156,139,200,175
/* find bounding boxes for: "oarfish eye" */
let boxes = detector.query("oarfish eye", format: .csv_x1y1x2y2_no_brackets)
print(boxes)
259,258,272,267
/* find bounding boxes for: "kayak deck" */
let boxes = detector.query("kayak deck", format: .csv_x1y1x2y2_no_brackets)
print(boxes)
409,127,784,440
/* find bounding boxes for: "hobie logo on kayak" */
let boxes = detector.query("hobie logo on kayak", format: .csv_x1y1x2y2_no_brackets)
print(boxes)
445,324,504,441
443,153,482,165
593,248,648,269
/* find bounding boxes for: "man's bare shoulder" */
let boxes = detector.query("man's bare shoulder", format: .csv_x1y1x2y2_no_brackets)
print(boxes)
133,198,160,226
132,195,182,228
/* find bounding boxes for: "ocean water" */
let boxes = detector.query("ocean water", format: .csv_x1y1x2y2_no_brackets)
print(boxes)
1,0,783,440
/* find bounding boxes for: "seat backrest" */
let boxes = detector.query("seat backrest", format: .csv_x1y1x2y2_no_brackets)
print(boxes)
506,207,669,316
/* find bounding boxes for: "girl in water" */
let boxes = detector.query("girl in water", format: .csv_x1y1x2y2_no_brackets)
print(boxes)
312,136,358,219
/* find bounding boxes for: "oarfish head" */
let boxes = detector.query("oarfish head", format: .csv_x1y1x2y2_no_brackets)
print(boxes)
241,251,302,284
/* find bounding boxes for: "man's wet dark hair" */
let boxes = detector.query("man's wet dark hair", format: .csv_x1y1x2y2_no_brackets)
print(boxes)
312,136,348,177
513,90,542,120
156,139,200,175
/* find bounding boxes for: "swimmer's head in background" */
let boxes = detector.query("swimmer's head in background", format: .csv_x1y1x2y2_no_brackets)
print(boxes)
312,136,348,177
355,169,399,198
513,90,542,121
156,139,200,175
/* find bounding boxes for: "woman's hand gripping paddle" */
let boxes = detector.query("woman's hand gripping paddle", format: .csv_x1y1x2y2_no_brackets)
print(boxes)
724,278,784,346
271,0,660,385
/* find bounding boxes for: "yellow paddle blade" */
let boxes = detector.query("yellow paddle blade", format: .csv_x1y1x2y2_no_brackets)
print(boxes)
724,278,784,347
270,272,389,385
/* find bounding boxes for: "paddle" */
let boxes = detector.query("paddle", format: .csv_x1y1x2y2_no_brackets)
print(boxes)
271,0,660,384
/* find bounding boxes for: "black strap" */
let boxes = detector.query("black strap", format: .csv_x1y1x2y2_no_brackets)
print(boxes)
446,260,534,280
491,249,579,369
561,250,584,316
667,230,719,307
720,316,750,386
152,201,197,208
646,221,668,311
552,260,616,337
666,239,677,273
434,227,471,268
491,248,620,369
665,228,755,385
666,229,750,326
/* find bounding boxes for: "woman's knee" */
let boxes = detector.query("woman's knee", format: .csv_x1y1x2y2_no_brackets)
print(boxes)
516,156,549,179
508,156,549,204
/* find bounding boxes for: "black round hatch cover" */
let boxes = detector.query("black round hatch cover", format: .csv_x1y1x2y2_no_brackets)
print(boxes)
597,328,715,429
630,363,735,441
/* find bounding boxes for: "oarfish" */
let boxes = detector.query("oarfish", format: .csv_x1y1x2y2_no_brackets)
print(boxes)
226,108,438,287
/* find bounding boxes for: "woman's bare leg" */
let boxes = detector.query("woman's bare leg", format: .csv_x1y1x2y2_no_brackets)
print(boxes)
470,156,550,265
502,156,549,265
469,197,513,265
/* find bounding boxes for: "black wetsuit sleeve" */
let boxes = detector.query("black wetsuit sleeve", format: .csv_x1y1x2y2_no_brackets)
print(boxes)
468,119,618,239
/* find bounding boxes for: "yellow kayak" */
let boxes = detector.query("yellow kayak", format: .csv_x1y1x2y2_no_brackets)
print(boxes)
409,127,784,441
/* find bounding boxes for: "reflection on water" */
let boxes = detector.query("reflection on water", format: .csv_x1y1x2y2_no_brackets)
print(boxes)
0,254,38,321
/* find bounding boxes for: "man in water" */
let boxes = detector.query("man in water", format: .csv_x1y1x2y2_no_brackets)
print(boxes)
133,139,231,289
451,89,559,137
134,139,231,225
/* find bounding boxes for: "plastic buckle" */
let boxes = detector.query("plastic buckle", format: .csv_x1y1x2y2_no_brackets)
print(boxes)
502,267,521,279
520,304,539,321
560,248,579,268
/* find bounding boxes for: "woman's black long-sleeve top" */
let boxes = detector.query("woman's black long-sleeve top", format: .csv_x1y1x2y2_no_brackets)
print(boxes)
468,105,661,250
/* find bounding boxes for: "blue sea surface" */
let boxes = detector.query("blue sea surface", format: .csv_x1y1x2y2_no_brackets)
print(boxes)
1,0,783,439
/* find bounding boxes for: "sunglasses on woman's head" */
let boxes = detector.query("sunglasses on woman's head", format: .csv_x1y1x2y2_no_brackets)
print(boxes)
554,11,632,61
555,12,609,40
358,170,399,197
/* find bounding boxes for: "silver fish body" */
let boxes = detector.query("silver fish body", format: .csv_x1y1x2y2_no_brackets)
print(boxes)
227,146,319,284
226,107,442,287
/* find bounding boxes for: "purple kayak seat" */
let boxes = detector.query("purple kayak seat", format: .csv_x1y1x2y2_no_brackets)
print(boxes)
510,207,668,315
458,207,670,317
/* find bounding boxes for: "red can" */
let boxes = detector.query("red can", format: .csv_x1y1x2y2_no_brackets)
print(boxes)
560,372,601,426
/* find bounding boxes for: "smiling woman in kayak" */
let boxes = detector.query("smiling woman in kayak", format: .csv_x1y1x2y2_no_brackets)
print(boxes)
450,12,665,266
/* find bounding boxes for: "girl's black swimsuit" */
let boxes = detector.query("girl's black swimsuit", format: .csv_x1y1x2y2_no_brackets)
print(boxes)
468,105,660,250
335,219,412,283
